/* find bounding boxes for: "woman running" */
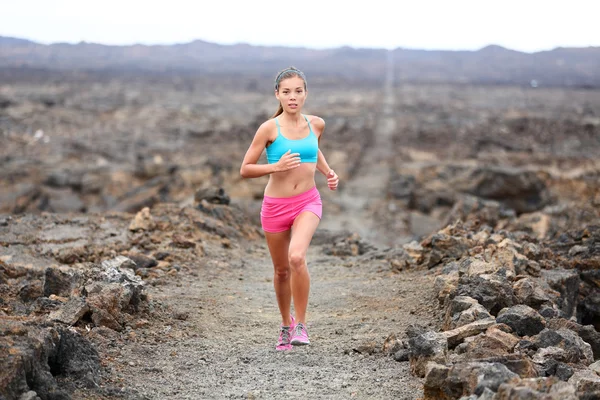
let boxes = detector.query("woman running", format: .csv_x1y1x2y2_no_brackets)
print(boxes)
240,66,339,350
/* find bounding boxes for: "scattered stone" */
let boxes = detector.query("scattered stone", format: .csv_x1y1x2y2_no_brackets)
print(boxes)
568,245,588,257
112,176,172,213
425,361,519,398
459,166,551,214
100,256,138,279
496,377,578,399
382,333,404,354
42,187,86,213
569,369,600,397
48,297,89,325
496,304,546,337
534,328,594,365
542,269,580,319
443,318,497,349
48,328,101,385
545,318,600,360
18,280,43,302
126,253,158,269
577,325,600,360
43,266,73,297
388,174,416,200
442,296,492,330
0,321,96,400
52,246,89,264
459,325,520,359
18,391,40,400
194,186,230,205
457,270,516,316
459,254,515,280
408,330,448,378
353,341,379,355
434,270,459,305
129,206,156,231
512,278,552,309
394,349,410,362
589,360,600,375
555,363,575,381
323,232,376,257
173,311,189,321
425,231,471,264
423,362,450,399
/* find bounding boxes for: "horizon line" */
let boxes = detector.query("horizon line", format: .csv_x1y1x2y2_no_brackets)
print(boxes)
2,34,598,55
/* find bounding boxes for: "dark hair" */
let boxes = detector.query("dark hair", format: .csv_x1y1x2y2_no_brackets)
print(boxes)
271,66,307,118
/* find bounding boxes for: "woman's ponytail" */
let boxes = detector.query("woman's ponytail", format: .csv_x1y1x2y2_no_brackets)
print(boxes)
271,103,284,119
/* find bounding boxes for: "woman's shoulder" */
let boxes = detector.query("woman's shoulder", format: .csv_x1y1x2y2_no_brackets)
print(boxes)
257,118,278,133
256,118,278,141
305,114,325,133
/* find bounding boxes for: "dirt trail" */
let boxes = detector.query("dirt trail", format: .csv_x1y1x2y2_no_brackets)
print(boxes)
106,243,437,399
97,52,439,399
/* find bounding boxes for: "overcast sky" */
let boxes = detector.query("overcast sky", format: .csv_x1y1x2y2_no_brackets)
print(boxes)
1,0,598,52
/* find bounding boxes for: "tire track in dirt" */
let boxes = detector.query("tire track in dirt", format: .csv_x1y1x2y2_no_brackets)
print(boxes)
319,51,397,247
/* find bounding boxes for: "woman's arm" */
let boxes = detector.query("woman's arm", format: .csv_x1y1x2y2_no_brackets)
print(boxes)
311,116,331,175
240,121,300,178
317,149,339,190
311,116,339,190
317,149,333,176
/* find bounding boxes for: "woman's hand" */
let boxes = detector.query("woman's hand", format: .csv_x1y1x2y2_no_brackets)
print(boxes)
327,169,339,191
275,150,301,172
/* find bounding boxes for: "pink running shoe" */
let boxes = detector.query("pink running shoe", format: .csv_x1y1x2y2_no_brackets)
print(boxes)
276,315,296,351
290,322,310,346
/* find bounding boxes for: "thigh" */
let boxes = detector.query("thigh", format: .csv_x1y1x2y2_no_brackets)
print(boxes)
261,199,294,233
289,211,321,256
264,229,292,269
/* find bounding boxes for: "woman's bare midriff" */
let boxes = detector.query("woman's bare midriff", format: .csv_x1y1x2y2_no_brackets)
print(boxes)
264,163,317,198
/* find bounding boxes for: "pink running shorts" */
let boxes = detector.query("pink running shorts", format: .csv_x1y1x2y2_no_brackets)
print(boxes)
260,186,322,233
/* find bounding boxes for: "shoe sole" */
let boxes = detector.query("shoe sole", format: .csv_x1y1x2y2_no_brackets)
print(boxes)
290,339,310,346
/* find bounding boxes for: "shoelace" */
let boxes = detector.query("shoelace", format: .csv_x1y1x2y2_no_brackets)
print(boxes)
279,327,291,343
294,323,306,337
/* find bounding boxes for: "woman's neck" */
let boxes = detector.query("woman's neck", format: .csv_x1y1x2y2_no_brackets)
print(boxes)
279,112,304,126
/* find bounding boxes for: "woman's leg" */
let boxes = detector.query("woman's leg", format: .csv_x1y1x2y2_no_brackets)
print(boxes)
289,211,321,324
264,229,293,326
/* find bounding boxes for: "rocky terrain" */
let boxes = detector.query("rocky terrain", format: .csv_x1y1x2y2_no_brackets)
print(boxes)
1,54,600,399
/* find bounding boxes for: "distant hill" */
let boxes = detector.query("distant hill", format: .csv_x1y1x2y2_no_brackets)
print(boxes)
391,45,600,87
1,36,599,87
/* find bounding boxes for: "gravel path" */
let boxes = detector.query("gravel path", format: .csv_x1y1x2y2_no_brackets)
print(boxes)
105,242,437,400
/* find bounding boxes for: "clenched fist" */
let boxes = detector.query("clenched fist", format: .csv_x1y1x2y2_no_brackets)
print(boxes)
327,169,339,191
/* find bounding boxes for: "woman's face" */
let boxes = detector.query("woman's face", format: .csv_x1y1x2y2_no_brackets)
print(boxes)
275,76,307,113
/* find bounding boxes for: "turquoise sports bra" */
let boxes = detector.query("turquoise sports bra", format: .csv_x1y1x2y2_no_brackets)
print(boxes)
266,115,318,164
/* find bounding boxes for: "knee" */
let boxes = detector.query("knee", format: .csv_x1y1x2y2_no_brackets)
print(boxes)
288,251,306,270
274,265,290,282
